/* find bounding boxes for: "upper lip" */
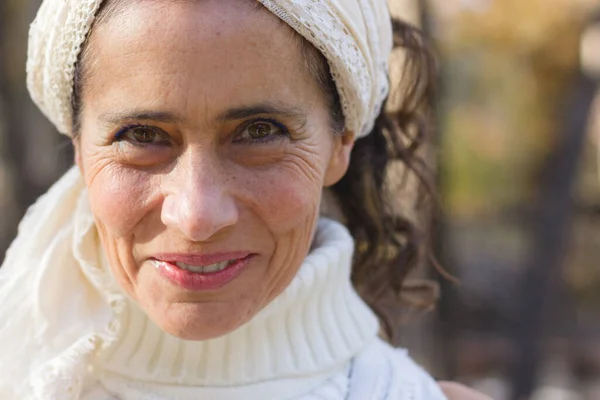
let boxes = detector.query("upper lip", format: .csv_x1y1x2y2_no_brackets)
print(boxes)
152,252,253,266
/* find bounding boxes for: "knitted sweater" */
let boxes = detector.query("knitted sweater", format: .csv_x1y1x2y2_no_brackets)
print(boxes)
80,219,447,400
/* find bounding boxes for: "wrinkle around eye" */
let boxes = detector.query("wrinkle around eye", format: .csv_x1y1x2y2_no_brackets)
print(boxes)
227,136,289,167
112,137,176,168
277,152,324,185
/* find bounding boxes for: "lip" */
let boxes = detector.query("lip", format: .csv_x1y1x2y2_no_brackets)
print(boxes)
152,252,255,291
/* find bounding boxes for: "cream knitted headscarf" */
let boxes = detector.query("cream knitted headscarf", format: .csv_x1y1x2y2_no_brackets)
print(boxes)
27,0,393,138
1,0,393,398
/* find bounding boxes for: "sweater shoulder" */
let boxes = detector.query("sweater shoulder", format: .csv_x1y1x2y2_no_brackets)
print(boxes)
350,338,448,400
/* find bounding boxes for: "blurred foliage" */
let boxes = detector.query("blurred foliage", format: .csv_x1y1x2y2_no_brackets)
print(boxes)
430,0,596,216
423,1,600,396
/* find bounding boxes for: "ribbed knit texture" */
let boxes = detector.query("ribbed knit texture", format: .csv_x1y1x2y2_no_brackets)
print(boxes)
91,218,380,399
84,339,450,400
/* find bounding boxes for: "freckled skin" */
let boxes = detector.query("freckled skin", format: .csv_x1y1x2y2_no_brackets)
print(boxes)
75,0,354,340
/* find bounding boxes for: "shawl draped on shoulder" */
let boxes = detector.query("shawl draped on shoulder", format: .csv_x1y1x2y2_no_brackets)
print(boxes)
0,167,125,398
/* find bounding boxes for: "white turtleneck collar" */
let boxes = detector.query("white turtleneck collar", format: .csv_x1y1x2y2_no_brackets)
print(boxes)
89,218,380,400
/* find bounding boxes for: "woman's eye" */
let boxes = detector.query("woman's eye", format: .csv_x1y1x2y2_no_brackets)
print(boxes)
115,125,169,145
237,120,288,142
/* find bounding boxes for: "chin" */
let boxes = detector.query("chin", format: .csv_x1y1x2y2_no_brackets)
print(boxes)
148,300,254,341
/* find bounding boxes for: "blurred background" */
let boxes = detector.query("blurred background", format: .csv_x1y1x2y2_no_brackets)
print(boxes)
1,0,599,399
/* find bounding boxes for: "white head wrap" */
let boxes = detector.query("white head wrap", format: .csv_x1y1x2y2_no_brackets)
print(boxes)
27,0,393,138
1,1,394,398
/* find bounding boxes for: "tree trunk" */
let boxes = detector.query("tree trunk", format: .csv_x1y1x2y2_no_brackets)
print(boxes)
510,71,597,400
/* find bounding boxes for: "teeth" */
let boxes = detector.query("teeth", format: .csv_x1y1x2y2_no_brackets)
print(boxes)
175,261,231,274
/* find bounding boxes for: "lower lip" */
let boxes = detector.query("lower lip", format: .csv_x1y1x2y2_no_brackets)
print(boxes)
153,255,254,291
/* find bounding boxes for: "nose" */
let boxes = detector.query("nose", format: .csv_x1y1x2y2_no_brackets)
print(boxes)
161,155,238,242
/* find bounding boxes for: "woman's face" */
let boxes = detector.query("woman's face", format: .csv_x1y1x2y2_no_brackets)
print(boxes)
76,0,353,340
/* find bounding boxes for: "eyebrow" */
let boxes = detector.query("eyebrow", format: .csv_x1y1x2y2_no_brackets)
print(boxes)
99,109,183,126
215,103,307,126
99,103,307,128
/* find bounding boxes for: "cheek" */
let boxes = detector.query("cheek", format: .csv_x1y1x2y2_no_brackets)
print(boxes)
86,165,158,236
248,165,323,234
240,161,324,304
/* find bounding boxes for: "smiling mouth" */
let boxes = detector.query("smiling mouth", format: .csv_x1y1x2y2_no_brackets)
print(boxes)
175,260,235,274
151,253,255,290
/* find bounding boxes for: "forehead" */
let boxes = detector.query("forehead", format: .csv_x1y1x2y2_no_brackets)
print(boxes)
83,0,323,125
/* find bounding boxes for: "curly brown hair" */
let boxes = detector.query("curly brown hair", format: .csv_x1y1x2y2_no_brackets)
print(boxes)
71,0,438,338
325,22,437,336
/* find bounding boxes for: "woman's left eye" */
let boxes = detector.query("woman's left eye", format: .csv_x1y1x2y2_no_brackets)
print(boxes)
114,125,170,146
235,120,288,143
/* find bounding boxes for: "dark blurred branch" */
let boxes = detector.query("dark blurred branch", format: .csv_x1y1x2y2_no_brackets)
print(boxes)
419,0,461,379
0,0,25,258
574,202,600,219
0,2,26,207
0,0,71,264
510,70,598,400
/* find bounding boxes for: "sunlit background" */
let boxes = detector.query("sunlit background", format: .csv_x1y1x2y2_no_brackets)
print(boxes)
1,1,599,399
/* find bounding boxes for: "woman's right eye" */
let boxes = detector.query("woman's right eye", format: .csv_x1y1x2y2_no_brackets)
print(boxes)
114,125,170,145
